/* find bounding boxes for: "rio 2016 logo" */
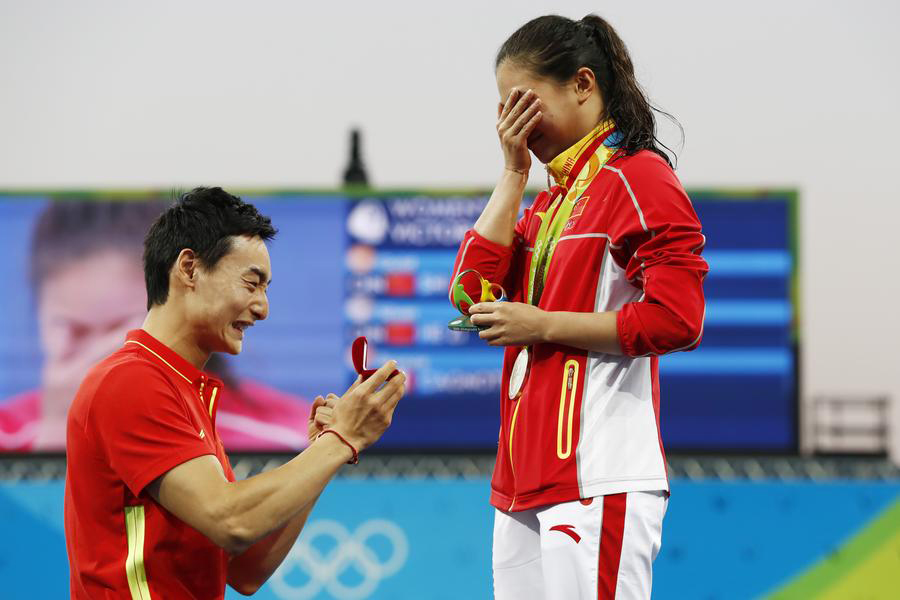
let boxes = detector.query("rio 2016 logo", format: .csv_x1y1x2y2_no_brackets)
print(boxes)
269,519,409,599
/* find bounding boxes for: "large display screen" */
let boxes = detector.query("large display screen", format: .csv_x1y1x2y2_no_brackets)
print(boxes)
0,190,796,453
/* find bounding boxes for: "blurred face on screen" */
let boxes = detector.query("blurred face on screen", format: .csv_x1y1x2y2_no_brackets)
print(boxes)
183,235,271,357
496,60,602,164
36,250,147,448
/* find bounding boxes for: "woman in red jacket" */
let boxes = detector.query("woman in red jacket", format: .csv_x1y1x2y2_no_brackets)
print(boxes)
450,14,708,600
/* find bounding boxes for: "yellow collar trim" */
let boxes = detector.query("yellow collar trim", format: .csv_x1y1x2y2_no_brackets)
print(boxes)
546,120,615,186
124,340,192,385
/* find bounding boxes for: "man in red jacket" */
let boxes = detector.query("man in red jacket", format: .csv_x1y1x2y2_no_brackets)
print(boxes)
65,187,405,599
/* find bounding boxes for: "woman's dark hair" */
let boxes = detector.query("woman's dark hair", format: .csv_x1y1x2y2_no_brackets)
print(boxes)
496,14,681,167
143,187,277,309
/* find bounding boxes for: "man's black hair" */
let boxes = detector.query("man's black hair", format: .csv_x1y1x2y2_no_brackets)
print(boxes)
143,187,277,310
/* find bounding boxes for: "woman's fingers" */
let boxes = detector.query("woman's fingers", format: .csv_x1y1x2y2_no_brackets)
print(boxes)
499,88,523,122
479,327,498,341
470,312,498,327
472,301,509,329
467,302,495,314
501,95,533,134
499,90,536,135
497,88,537,176
508,98,541,138
478,323,508,346
518,108,543,139
470,301,505,317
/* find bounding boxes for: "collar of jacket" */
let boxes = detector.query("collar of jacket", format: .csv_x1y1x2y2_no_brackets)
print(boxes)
545,120,619,187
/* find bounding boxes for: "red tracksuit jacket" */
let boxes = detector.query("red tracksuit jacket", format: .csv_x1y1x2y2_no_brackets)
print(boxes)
451,140,708,512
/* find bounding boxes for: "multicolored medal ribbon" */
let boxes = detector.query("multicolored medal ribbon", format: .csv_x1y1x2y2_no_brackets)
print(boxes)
528,120,619,306
514,120,620,400
447,269,507,332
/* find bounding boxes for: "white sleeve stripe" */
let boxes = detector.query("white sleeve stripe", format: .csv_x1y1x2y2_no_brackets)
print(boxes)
693,234,707,254
603,165,649,233
666,304,707,354
558,232,610,242
601,165,705,356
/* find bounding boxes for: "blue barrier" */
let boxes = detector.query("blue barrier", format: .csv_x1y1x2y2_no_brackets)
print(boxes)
0,478,897,599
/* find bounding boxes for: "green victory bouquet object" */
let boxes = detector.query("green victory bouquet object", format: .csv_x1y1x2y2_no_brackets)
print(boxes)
448,269,507,332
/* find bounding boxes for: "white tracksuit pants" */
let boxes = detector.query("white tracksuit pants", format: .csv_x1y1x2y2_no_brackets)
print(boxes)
493,491,667,600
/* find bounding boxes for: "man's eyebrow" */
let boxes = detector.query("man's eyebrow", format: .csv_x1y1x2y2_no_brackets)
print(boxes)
245,266,272,285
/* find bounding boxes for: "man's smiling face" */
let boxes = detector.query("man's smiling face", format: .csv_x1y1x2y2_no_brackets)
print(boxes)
186,235,272,356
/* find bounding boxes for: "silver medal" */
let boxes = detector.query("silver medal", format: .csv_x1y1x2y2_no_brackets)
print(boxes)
508,348,529,399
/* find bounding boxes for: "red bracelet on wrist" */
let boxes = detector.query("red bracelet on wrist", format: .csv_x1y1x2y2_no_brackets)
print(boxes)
317,429,359,464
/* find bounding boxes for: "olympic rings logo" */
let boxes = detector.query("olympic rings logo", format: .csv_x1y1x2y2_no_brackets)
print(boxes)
269,519,409,599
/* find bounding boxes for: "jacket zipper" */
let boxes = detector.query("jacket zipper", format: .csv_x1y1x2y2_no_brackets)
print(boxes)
557,360,579,460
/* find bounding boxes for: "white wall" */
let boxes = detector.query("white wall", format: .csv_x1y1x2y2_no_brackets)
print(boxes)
2,0,898,458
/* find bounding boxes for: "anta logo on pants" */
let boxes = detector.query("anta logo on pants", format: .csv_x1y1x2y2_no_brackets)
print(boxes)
549,524,581,543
